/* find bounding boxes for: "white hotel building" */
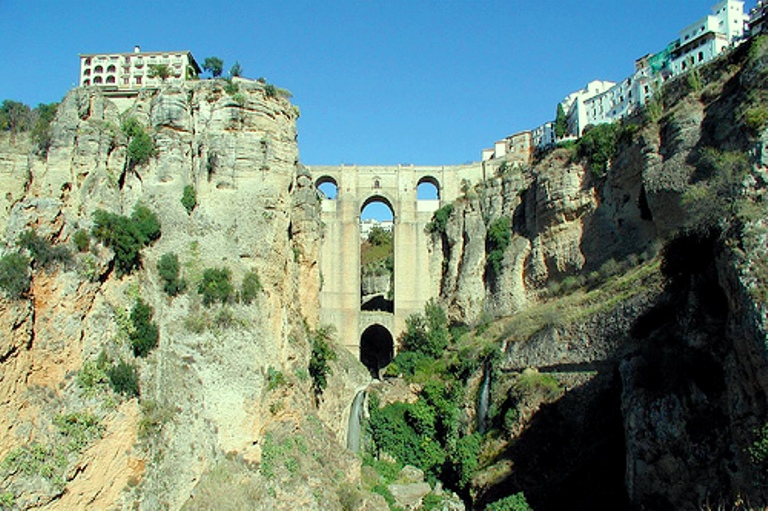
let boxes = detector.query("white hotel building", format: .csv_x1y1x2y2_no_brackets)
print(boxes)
522,0,751,151
78,47,201,89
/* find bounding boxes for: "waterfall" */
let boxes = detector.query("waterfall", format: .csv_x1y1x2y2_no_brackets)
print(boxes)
477,363,491,434
347,390,366,452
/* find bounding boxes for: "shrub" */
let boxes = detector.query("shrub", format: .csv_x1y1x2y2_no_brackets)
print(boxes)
487,216,512,279
54,412,103,453
0,252,31,299
513,369,561,403
121,117,155,167
17,229,71,269
77,352,110,394
224,79,239,96
31,102,58,156
749,421,768,465
744,106,768,134
130,298,159,357
181,185,197,214
577,122,619,177
158,252,186,296
264,84,277,98
92,204,161,276
309,327,337,399
106,359,140,397
73,229,90,252
240,270,262,304
399,299,450,359
486,492,533,511
267,367,286,391
198,267,233,306
427,204,454,234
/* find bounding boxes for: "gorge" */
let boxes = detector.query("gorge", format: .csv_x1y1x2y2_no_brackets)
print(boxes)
0,34,768,511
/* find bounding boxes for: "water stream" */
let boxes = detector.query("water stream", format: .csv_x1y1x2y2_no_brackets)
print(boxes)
477,363,491,434
347,389,367,452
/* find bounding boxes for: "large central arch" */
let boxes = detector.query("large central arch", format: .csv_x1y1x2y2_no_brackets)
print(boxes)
360,324,394,378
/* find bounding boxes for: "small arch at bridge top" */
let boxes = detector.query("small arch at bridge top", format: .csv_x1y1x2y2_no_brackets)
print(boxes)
417,176,441,200
360,324,394,379
316,176,338,200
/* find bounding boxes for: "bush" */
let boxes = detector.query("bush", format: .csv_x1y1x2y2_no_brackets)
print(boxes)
240,270,261,304
130,298,159,357
31,102,58,156
750,421,768,465
198,267,233,306
158,252,186,296
127,130,155,167
92,204,161,276
744,106,768,134
73,229,90,252
576,122,619,177
0,252,31,299
17,229,71,269
427,204,454,234
264,84,277,98
487,216,512,279
309,327,337,399
181,185,197,214
54,412,103,453
486,492,533,511
106,359,140,397
399,299,450,359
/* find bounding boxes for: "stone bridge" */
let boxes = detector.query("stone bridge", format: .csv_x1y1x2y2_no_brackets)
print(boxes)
308,163,487,376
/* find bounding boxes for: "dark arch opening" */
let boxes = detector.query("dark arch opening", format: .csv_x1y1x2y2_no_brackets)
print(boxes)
316,176,338,200
361,196,394,313
417,176,440,200
360,324,394,379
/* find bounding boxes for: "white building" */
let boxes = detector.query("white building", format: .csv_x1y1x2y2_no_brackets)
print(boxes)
78,46,201,89
669,0,749,75
531,121,556,149
564,80,616,137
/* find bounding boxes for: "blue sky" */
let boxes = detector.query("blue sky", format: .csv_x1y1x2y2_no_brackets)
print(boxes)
0,1,755,166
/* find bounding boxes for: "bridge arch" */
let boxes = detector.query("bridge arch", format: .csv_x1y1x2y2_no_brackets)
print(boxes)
417,175,441,200
316,175,339,200
360,323,394,378
360,194,395,217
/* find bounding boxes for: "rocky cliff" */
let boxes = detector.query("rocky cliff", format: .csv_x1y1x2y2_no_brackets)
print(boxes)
0,79,374,510
427,36,768,510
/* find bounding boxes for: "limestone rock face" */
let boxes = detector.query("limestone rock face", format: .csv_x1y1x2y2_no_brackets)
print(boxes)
0,81,369,510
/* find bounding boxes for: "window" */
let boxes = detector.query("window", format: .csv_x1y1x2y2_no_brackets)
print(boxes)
123,77,130,85
83,79,90,86
94,65,103,73
84,58,91,65
136,76,142,85
93,76,103,84
107,65,116,73
106,75,116,84
83,69,91,76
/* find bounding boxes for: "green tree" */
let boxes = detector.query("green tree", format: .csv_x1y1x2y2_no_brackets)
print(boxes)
203,56,224,78
106,359,140,397
229,61,243,78
0,100,32,143
309,327,337,399
130,204,161,245
576,122,619,177
181,185,196,214
0,252,31,299
198,267,233,306
427,204,454,234
31,102,58,156
127,130,155,166
399,299,450,359
486,216,512,279
148,63,172,82
130,298,159,357
486,493,533,511
367,226,391,246
240,270,262,305
17,229,71,269
158,252,186,296
555,102,567,139
91,203,161,276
